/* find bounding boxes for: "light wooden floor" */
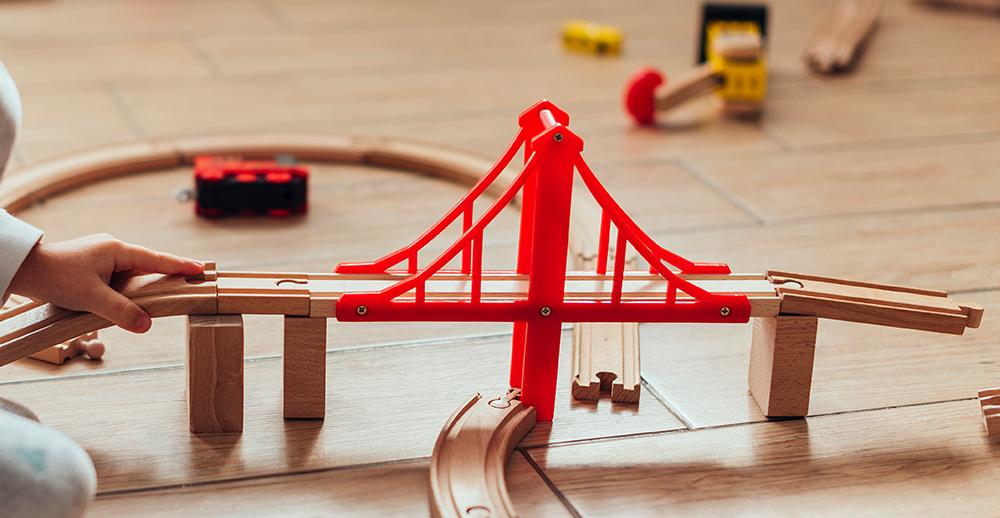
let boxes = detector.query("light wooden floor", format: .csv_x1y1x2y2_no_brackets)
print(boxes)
1,0,998,516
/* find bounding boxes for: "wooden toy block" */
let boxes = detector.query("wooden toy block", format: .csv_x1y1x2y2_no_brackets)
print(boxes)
804,0,880,74
186,314,244,433
571,322,640,403
283,316,327,419
748,316,818,417
978,388,1000,436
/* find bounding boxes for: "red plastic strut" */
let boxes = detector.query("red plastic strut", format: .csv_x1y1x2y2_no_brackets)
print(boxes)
334,100,749,422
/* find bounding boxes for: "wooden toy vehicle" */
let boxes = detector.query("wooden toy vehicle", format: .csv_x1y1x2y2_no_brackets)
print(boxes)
624,3,767,124
561,20,623,55
194,156,308,218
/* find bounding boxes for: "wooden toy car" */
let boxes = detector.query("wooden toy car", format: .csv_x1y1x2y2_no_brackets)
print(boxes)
561,20,623,55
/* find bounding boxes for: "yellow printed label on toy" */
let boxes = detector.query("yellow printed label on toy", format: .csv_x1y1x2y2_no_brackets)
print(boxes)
716,58,766,102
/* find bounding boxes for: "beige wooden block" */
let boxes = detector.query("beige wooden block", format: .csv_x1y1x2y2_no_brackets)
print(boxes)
186,315,244,434
283,316,327,419
748,316,818,417
977,388,1000,436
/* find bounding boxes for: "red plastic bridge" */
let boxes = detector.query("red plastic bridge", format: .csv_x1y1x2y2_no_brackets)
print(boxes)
334,100,750,421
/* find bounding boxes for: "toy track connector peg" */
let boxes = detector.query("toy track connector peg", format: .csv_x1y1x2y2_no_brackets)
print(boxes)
562,20,623,55
194,155,309,218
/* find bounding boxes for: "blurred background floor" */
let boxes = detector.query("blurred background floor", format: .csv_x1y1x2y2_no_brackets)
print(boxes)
0,0,998,516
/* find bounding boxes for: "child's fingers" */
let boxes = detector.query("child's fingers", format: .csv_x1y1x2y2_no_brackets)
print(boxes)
115,243,203,276
90,284,152,334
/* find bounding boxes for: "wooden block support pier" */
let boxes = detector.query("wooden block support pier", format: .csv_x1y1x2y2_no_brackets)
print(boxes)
283,316,327,419
186,314,245,434
978,388,1000,436
748,316,819,417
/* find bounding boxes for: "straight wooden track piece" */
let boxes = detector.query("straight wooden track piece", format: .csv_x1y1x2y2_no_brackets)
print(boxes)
217,271,310,316
283,316,327,419
430,389,536,518
978,388,1000,436
748,316,819,417
804,0,881,74
571,322,640,403
569,201,643,404
769,270,982,334
186,314,244,434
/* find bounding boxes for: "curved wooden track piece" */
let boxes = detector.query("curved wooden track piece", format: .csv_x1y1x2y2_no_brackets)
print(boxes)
1,134,506,212
430,389,536,518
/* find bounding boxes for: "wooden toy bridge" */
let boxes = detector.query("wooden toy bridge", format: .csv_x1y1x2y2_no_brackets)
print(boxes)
0,100,984,518
0,100,983,426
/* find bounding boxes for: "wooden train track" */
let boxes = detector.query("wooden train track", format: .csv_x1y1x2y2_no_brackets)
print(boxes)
0,267,786,367
0,134,984,518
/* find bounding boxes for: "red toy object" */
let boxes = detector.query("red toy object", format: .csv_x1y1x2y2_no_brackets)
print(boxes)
194,156,309,218
624,67,665,125
335,100,747,421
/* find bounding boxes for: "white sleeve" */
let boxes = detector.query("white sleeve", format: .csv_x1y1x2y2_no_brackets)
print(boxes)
0,210,41,300
0,60,21,176
0,61,40,300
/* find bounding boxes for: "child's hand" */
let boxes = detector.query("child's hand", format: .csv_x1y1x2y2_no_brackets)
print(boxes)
9,234,203,333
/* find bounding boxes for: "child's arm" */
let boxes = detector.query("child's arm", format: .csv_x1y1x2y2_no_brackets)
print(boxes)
8,235,203,333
